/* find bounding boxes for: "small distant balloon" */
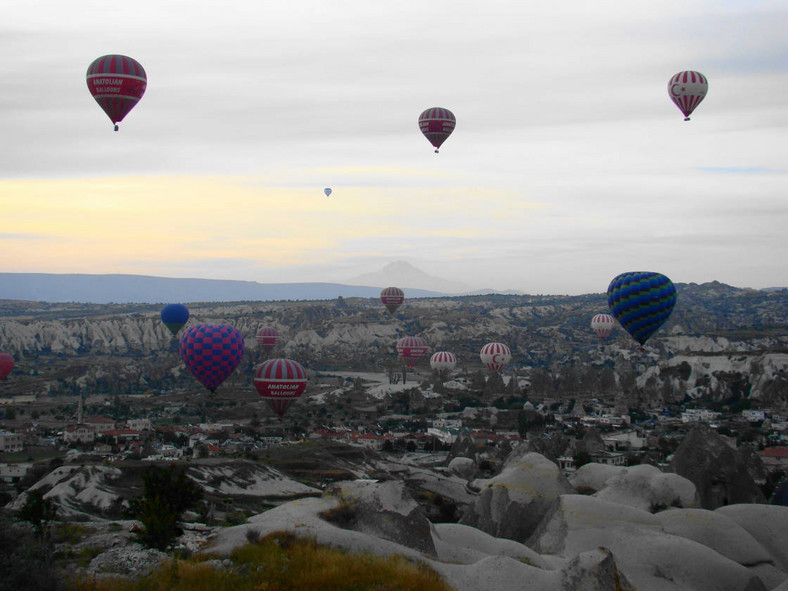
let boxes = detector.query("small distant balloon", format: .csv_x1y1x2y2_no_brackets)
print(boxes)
591,313,615,340
380,287,405,315
0,354,14,379
324,188,332,197
668,71,708,121
480,342,511,372
256,326,280,354
86,54,147,131
607,272,677,346
179,324,245,393
161,304,190,336
430,351,456,372
254,358,307,419
396,336,429,368
418,107,456,153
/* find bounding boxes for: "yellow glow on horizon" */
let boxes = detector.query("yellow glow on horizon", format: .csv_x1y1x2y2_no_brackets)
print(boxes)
0,174,547,274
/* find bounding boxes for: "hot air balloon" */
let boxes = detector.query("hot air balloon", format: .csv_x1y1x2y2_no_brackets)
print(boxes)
324,188,332,197
591,313,616,340
418,107,456,153
86,54,147,131
430,351,456,373
380,287,405,315
607,272,677,346
480,342,511,372
254,358,307,418
256,326,280,354
0,354,14,379
161,304,190,336
668,71,708,121
396,336,429,368
179,324,245,393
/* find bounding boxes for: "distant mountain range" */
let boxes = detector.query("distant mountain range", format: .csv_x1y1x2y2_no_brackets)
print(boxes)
0,273,445,304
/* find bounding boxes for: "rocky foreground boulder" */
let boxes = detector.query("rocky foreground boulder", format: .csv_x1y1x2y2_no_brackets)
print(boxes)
201,459,788,591
459,449,574,542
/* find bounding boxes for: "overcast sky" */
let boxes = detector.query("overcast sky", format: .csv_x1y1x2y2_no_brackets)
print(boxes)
1,0,786,294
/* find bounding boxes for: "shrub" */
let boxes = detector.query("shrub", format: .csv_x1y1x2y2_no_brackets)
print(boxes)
68,531,454,591
0,512,59,591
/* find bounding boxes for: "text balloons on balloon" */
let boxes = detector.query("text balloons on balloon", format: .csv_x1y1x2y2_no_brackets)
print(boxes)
380,287,405,315
607,272,677,346
179,324,245,393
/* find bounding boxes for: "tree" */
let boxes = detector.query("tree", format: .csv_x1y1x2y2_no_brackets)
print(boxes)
126,465,203,551
0,513,59,591
16,489,57,541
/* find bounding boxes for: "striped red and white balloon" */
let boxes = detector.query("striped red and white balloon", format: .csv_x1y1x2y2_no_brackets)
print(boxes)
418,107,456,153
256,327,280,353
591,313,616,340
668,71,708,121
86,55,147,130
480,342,511,372
380,286,405,315
396,336,429,368
254,358,308,418
430,351,456,372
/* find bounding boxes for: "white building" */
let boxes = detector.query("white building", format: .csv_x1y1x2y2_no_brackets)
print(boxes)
63,424,96,445
742,409,767,422
0,431,23,453
126,418,152,431
681,409,721,423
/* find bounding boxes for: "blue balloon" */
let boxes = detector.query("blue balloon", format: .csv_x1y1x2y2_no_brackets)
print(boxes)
607,272,676,346
161,304,190,336
324,187,332,197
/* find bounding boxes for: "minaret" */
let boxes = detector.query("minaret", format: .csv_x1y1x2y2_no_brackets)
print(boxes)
77,391,84,424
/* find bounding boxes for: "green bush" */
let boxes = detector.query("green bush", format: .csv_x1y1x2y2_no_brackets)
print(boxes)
0,512,60,591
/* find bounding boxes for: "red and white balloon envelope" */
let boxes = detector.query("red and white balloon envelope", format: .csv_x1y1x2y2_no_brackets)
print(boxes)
254,358,308,419
668,71,708,121
179,324,245,393
591,313,616,340
396,336,429,368
430,351,457,372
418,107,456,153
256,327,280,353
480,342,511,372
380,287,405,315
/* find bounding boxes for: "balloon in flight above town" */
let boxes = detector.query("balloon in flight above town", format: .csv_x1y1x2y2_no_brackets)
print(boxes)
256,327,280,354
480,342,511,372
668,71,708,121
430,351,456,372
590,313,616,340
607,272,677,346
396,336,429,368
160,304,190,336
418,107,456,153
0,354,14,379
86,55,147,131
254,358,308,418
324,188,332,197
380,287,405,315
179,324,245,393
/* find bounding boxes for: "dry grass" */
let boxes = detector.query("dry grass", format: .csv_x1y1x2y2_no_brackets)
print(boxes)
68,531,455,591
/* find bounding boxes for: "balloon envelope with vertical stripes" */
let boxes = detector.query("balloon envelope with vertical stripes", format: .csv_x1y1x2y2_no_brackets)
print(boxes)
607,272,677,346
668,71,707,121
430,351,456,372
380,287,405,314
86,54,147,130
480,342,511,372
254,358,308,418
256,327,280,353
179,324,245,393
418,107,456,153
590,313,616,340
396,336,429,368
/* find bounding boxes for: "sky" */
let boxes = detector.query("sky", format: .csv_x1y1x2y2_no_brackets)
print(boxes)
1,0,786,294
